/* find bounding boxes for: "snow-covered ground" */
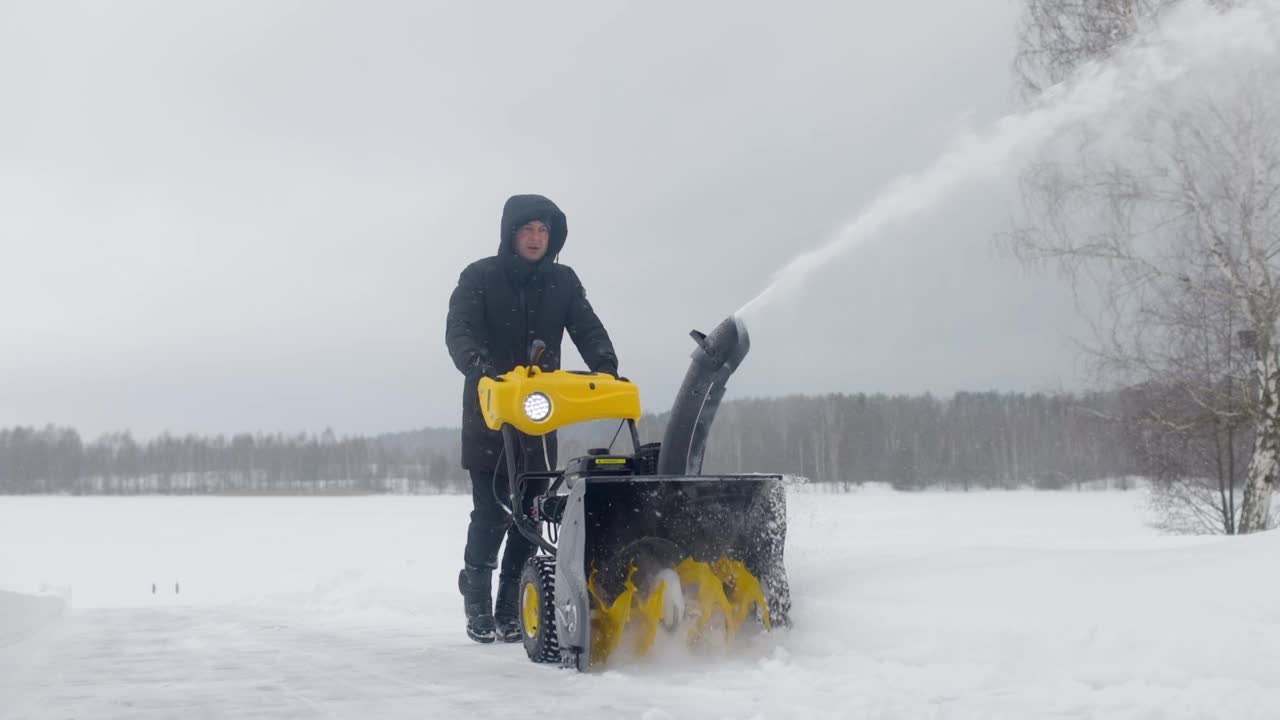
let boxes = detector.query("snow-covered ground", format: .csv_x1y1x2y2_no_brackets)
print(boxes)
2,486,1278,719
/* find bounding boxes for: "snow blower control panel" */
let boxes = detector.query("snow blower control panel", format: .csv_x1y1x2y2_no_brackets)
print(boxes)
477,365,641,436
563,453,635,481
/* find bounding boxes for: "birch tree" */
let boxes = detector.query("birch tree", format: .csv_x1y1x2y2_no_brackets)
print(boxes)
1011,70,1280,532
1013,0,1183,99
1010,0,1276,532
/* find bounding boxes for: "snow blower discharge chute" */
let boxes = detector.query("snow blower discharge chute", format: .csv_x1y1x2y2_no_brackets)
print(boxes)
477,315,791,671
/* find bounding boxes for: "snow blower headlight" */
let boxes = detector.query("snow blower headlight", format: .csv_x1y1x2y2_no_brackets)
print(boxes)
523,392,552,422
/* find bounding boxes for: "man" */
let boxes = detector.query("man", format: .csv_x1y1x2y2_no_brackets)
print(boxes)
445,194,618,643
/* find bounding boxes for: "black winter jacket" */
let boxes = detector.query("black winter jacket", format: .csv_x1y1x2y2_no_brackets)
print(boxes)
445,194,618,471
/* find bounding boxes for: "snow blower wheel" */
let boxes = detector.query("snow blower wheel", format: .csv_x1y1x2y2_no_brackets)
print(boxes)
520,556,559,663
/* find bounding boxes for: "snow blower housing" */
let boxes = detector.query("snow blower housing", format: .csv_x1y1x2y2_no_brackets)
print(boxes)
477,315,790,671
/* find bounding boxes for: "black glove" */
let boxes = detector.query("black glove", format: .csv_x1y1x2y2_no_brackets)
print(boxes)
467,353,498,381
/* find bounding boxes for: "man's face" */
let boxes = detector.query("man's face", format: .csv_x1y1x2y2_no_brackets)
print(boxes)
514,220,550,262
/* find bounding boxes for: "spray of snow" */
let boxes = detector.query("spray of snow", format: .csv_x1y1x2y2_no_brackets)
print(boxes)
736,0,1280,320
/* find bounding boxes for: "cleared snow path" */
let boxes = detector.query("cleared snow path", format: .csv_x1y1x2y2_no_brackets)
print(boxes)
2,490,1278,719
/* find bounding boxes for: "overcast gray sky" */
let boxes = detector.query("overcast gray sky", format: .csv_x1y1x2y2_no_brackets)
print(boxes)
0,0,1089,439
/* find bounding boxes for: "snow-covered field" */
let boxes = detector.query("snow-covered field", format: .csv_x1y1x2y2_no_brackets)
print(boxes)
2,487,1278,719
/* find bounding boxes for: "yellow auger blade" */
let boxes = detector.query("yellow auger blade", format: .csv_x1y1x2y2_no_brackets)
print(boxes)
675,558,734,641
712,557,772,636
588,565,638,666
587,558,772,667
630,579,666,656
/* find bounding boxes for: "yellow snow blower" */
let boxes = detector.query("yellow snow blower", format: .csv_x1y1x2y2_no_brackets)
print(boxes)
477,315,791,671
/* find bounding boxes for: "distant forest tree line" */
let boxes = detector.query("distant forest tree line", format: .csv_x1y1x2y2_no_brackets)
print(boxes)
0,389,1157,495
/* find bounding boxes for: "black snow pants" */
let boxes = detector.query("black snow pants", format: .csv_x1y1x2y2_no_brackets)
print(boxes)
463,465,550,581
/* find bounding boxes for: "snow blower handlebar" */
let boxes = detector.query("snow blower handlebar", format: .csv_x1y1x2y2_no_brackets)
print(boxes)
502,424,561,556
503,337,568,557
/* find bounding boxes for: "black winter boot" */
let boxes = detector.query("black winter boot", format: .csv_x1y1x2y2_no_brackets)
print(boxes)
458,565,496,643
494,573,522,643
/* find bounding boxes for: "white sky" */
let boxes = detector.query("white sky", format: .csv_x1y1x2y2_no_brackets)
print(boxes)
0,0,1090,438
